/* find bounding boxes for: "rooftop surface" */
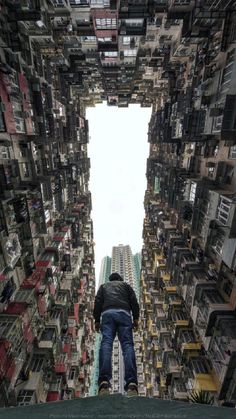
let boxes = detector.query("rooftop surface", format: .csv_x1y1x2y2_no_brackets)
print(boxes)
0,394,235,419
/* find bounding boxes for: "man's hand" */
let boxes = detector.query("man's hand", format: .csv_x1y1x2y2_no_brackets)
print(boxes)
95,322,100,333
133,319,139,331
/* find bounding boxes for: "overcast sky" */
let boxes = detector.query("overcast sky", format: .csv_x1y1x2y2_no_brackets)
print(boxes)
86,103,151,285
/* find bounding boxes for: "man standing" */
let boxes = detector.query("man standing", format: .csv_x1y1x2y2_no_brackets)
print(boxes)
93,272,139,396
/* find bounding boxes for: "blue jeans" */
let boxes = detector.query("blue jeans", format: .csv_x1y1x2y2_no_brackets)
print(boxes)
98,310,138,390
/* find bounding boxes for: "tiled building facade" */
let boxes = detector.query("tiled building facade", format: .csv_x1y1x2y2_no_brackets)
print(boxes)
141,0,236,405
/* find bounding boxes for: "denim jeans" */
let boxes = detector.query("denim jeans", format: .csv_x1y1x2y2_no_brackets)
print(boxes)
98,310,138,391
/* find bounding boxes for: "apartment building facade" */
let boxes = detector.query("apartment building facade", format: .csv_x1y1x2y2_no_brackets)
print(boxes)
89,255,111,396
140,0,236,406
111,245,143,394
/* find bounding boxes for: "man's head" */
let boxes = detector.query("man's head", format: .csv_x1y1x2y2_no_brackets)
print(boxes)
109,272,123,282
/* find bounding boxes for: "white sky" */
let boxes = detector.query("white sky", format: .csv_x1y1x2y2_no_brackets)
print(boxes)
86,103,151,284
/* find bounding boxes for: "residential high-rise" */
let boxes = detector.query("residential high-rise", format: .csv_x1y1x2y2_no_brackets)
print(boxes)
89,256,111,396
90,245,144,396
111,245,144,394
98,256,112,289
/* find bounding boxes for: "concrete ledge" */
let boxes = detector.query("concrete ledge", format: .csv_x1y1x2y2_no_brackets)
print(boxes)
0,394,235,419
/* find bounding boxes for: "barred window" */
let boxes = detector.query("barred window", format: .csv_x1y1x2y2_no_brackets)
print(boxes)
96,18,117,29
124,49,137,57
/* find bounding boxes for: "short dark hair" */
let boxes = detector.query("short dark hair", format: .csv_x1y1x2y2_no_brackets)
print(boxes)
109,272,123,281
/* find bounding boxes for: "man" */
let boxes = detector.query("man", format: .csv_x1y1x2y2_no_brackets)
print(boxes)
93,272,139,396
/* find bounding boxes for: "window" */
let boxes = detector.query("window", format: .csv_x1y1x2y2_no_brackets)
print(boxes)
173,310,187,321
223,280,233,297
173,0,191,3
217,196,231,225
0,110,5,132
226,48,236,66
205,289,225,304
95,18,117,29
82,36,97,42
123,36,131,45
69,368,76,380
35,160,41,175
104,51,118,57
97,37,112,43
70,0,89,4
11,100,22,113
15,289,31,302
0,321,12,338
212,115,223,132
41,327,55,341
57,353,67,364
229,145,236,159
190,358,209,374
189,182,196,202
212,233,225,256
22,162,30,177
124,19,143,27
90,0,109,6
30,356,45,372
17,390,36,406
53,0,65,5
124,49,137,57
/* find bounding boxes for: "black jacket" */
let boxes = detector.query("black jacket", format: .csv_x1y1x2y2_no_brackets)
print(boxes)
93,280,139,323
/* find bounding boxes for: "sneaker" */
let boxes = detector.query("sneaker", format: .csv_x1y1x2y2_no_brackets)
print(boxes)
127,383,138,397
98,381,110,396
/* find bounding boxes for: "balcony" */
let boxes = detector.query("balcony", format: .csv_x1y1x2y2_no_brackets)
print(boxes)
194,288,233,338
20,371,46,404
160,335,173,354
209,331,236,396
46,391,60,402
45,308,63,334
5,301,36,343
67,367,78,389
170,308,189,328
177,327,202,357
38,327,57,349
1,233,21,269
172,379,188,400
71,352,80,367
166,355,182,377
182,269,215,313
0,315,22,352
55,353,68,374
181,341,201,354
156,307,166,320
17,389,37,406
55,290,69,307
188,357,214,391
158,320,171,334
46,376,63,402
192,373,218,394
168,293,182,306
